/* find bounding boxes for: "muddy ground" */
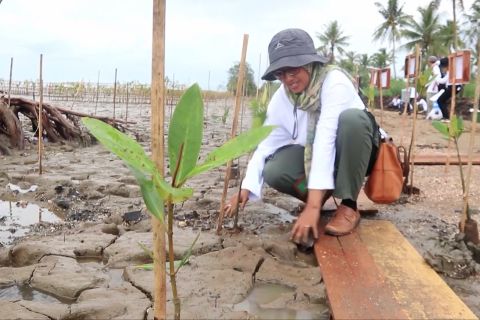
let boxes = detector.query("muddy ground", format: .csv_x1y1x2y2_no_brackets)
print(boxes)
0,96,480,319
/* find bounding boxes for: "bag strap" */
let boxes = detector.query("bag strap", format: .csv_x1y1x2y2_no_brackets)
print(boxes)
385,138,409,178
397,145,409,178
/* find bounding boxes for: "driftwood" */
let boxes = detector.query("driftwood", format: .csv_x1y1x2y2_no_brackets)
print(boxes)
0,96,134,154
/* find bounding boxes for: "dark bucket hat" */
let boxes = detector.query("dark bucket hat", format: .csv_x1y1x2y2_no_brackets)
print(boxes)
262,28,328,81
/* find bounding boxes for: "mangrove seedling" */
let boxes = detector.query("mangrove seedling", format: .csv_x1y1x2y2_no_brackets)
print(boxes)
82,83,274,319
432,115,479,244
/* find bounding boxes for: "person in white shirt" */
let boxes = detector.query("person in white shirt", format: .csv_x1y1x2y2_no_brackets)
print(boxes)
437,57,463,121
425,56,441,113
224,29,379,244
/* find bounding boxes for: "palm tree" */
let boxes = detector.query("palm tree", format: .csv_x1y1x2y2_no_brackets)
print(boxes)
401,1,443,60
463,0,480,66
373,0,412,78
370,48,393,68
436,20,464,54
448,0,465,49
316,21,350,63
338,51,360,74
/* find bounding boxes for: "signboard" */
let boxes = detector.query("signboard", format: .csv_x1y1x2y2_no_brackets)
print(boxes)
369,67,391,89
379,68,391,89
404,54,417,78
369,68,379,87
448,50,471,84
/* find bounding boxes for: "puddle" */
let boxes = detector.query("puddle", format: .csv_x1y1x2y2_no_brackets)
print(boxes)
0,200,62,245
233,283,329,320
0,284,72,304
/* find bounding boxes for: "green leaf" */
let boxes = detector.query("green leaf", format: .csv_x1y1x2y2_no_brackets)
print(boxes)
432,120,450,139
168,83,204,186
135,261,182,271
176,232,200,274
184,125,275,181
152,172,193,203
137,241,154,260
82,117,190,203
82,117,157,174
130,167,164,221
135,263,153,270
450,115,464,139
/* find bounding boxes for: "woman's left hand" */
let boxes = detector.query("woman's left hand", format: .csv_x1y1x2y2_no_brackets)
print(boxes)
290,205,320,245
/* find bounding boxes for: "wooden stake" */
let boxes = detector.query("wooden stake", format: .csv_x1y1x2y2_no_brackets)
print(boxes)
400,77,411,147
113,68,117,120
206,70,210,118
407,45,421,194
126,82,129,124
256,53,261,99
379,80,384,127
95,70,100,115
8,57,13,108
38,54,44,175
460,50,480,231
217,34,249,234
445,59,458,173
151,0,167,318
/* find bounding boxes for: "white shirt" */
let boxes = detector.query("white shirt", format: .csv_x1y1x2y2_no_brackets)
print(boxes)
426,62,441,94
243,69,365,200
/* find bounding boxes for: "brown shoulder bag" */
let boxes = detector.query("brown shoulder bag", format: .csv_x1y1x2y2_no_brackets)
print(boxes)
364,138,408,204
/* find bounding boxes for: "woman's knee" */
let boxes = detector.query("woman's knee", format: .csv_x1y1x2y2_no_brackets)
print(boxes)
338,109,371,136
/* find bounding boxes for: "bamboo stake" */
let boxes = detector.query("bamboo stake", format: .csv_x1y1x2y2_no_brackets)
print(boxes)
233,76,248,230
407,45,421,194
256,53,261,99
151,0,166,318
445,58,458,173
379,76,384,127
206,70,210,118
217,34,249,234
126,82,129,124
7,57,13,108
95,71,100,115
460,50,480,232
38,54,44,175
400,74,411,147
113,68,117,120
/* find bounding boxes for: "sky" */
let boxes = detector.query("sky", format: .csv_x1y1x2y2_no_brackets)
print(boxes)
0,0,475,91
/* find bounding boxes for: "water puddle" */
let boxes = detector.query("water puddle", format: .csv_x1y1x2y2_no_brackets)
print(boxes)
233,283,329,319
0,200,62,245
0,284,72,304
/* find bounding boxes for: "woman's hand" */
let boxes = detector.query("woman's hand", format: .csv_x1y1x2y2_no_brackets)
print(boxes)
224,189,250,217
290,205,320,245
290,189,325,245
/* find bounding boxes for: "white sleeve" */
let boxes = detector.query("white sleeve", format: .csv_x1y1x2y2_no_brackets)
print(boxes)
242,88,293,200
307,70,364,190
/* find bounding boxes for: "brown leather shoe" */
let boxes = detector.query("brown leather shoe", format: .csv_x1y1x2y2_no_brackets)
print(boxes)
325,204,361,236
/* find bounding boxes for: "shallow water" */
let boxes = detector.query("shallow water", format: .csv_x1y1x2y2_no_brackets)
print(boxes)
0,200,62,245
0,284,71,304
233,283,329,320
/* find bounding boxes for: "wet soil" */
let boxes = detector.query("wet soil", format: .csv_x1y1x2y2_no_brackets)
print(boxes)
0,97,480,319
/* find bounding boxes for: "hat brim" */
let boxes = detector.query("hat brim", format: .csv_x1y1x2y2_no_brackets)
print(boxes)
261,54,328,81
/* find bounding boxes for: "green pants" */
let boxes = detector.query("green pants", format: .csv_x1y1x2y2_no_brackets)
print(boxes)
263,109,377,201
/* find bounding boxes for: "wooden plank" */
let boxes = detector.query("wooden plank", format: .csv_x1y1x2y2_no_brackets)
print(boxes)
360,220,477,319
412,153,480,165
315,219,408,319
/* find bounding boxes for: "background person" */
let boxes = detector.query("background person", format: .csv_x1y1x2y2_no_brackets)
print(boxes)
224,28,379,246
425,56,442,113
437,57,463,121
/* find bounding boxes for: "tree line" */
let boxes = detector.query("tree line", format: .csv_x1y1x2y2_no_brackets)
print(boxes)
227,0,480,96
